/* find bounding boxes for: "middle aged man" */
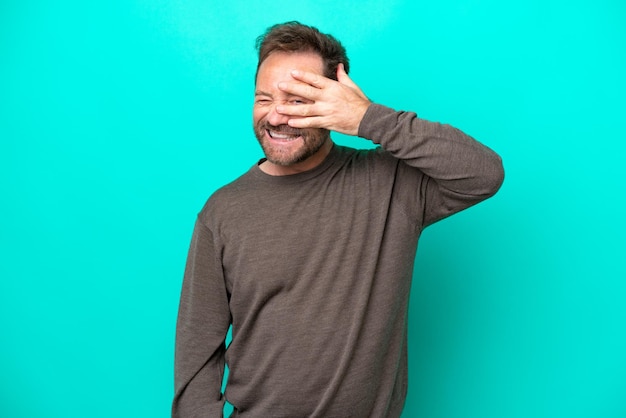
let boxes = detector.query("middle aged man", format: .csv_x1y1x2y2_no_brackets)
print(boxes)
173,21,504,418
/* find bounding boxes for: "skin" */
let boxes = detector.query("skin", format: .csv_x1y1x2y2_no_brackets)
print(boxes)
253,51,371,176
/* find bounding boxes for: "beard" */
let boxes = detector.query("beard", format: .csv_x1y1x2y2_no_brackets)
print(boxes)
254,121,330,167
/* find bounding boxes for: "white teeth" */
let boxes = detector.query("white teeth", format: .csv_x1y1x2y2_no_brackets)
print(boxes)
269,130,298,140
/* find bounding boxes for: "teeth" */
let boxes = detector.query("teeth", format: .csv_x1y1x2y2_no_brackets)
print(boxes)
269,130,298,140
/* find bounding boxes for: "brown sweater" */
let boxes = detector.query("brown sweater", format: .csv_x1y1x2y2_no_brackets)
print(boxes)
173,104,504,417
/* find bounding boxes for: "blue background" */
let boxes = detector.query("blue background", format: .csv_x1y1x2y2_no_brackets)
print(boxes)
1,0,625,417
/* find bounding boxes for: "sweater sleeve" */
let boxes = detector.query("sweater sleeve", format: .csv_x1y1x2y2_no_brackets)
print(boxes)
172,218,231,417
358,103,504,227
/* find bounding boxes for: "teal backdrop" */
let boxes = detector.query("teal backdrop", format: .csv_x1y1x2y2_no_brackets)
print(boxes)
1,0,625,417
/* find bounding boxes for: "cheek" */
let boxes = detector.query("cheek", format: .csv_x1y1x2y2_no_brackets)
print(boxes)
253,108,268,126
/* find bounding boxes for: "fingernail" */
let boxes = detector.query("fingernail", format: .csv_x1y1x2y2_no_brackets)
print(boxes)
291,69,301,76
278,82,287,90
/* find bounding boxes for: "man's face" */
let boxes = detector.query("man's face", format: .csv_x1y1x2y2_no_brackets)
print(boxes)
253,51,329,168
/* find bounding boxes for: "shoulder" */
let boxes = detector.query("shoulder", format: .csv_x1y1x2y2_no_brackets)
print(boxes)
334,143,398,171
197,167,260,226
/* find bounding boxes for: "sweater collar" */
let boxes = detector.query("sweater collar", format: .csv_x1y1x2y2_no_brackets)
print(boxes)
250,143,341,184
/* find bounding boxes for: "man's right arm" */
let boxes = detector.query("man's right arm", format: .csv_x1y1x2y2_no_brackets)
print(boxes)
172,219,231,417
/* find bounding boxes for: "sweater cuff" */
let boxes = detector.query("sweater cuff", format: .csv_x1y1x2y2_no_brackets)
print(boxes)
357,103,398,143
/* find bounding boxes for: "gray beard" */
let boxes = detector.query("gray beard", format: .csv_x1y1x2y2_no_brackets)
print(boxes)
254,124,330,167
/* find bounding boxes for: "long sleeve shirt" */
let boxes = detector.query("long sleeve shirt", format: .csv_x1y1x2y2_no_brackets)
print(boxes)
172,104,504,417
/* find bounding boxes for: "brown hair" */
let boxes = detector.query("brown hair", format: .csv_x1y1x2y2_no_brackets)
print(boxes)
255,21,349,82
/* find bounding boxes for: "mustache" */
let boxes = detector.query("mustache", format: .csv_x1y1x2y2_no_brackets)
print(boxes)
260,123,304,136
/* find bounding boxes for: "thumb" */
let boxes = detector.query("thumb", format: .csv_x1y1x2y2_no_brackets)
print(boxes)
337,63,357,88
337,63,369,101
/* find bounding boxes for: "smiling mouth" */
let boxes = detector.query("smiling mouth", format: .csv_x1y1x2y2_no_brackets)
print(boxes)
267,129,301,141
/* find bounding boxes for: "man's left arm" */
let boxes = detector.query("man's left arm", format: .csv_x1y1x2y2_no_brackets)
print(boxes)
276,65,504,224
358,103,504,225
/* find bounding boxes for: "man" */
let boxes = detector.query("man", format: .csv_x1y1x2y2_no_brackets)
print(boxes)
173,21,504,418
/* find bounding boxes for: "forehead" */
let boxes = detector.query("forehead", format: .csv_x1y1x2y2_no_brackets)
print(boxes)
256,51,324,87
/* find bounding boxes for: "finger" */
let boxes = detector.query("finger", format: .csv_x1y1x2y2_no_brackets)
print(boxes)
289,69,329,89
278,80,321,101
276,103,316,117
287,115,326,129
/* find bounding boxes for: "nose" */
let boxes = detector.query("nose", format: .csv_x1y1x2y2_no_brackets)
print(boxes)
266,103,290,127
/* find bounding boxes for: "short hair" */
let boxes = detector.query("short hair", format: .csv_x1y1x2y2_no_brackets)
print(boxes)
255,21,349,82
